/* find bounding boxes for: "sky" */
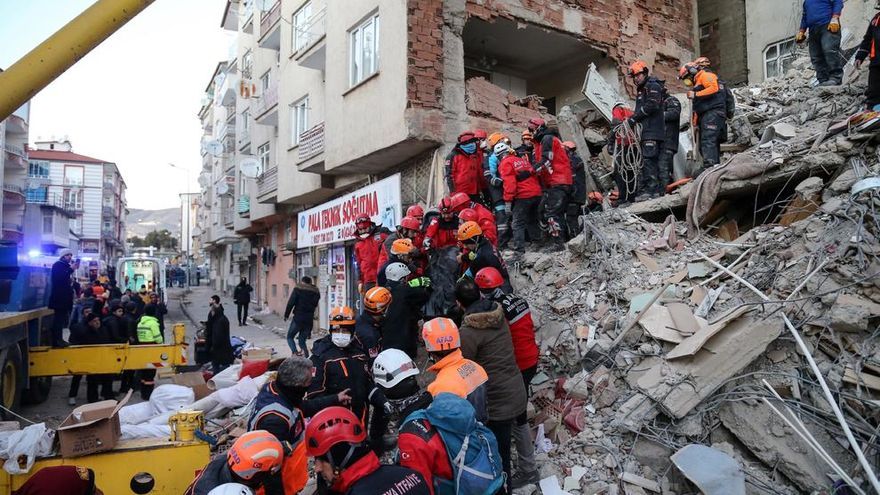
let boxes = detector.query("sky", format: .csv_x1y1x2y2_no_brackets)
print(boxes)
0,0,234,209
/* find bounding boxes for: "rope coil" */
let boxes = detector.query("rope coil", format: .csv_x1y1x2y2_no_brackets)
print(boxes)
612,121,643,196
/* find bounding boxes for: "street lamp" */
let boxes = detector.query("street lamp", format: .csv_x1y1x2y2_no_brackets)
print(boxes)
169,162,192,288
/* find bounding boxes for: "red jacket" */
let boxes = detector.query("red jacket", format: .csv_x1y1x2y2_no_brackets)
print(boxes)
490,291,539,370
534,131,573,188
445,149,484,195
499,154,542,202
470,203,497,247
354,229,387,285
398,417,455,495
424,217,459,250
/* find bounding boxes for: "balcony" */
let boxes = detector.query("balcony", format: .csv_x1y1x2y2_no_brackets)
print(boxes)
103,179,116,192
2,223,22,235
258,0,281,50
223,208,235,227
240,0,254,34
238,194,251,215
102,206,115,217
5,111,28,135
298,121,325,165
4,143,27,168
101,228,120,242
3,184,25,205
294,7,327,71
254,81,279,126
256,166,278,203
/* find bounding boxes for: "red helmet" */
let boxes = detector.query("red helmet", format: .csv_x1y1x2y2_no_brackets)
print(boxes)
449,192,471,213
406,204,424,219
475,267,504,290
400,216,421,231
527,118,545,132
457,131,476,144
474,129,487,140
355,214,372,229
458,208,478,223
305,406,367,458
439,196,453,214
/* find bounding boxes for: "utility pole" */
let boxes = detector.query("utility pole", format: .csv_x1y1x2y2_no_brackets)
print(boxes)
169,163,192,288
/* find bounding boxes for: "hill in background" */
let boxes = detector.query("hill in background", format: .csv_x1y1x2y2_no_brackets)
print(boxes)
126,207,179,239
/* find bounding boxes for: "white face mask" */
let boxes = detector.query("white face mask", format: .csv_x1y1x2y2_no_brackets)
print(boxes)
332,332,352,348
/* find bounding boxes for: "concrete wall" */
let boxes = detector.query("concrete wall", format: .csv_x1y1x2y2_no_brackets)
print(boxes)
697,0,748,84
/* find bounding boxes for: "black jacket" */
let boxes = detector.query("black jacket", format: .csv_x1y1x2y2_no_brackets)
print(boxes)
122,312,139,344
184,456,237,495
205,304,233,365
233,283,253,304
49,259,73,311
663,93,682,152
466,240,512,293
383,281,431,355
101,314,128,344
355,312,383,361
631,76,666,142
69,322,113,346
378,254,417,288
345,460,431,495
308,336,375,421
567,149,587,204
857,14,880,66
284,283,321,322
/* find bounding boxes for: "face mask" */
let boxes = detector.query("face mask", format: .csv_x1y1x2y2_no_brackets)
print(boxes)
460,143,477,154
332,332,352,348
683,79,694,88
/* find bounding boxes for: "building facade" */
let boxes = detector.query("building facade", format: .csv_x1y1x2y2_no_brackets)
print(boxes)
27,140,127,265
197,0,698,326
1,103,30,248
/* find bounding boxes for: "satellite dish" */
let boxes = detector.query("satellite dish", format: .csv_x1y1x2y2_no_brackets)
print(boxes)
239,157,261,178
205,140,223,157
198,174,210,188
217,182,230,195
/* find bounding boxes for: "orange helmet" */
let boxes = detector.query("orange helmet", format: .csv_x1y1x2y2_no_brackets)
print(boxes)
487,132,506,148
629,60,648,77
562,141,576,150
391,238,414,255
458,221,482,241
227,430,284,481
458,208,478,223
329,306,356,327
422,317,461,352
364,286,392,314
305,406,367,458
694,56,711,68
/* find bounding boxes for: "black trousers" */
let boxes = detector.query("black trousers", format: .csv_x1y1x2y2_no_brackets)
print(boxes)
540,185,570,240
511,197,541,251
699,110,726,167
236,303,249,325
516,365,537,427
640,140,662,197
69,374,113,402
868,65,880,108
487,418,514,494
658,149,676,188
50,308,69,345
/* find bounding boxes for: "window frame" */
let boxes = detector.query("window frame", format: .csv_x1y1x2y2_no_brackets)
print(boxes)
28,160,50,179
42,214,53,234
292,1,313,53
763,38,797,80
349,12,380,87
290,95,310,146
63,165,84,186
257,142,271,174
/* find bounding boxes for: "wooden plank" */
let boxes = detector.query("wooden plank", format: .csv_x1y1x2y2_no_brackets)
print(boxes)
843,367,880,392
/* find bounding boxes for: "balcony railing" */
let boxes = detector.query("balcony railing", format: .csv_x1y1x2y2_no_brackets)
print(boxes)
298,122,325,161
238,195,251,215
3,184,24,195
294,7,327,68
102,206,115,217
260,0,281,38
223,208,235,227
254,82,279,121
257,166,278,198
1,223,22,233
3,143,27,159
63,178,84,187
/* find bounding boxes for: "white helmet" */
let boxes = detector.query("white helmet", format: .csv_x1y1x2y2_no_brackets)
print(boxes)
373,349,420,389
385,262,411,283
208,484,255,495
493,142,511,156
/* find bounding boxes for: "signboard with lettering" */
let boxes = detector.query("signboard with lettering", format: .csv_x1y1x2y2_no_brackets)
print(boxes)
296,174,401,248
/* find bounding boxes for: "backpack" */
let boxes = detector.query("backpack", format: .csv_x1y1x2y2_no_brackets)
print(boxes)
403,393,505,495
719,79,736,119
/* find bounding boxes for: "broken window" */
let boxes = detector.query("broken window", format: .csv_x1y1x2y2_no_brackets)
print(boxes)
764,38,796,79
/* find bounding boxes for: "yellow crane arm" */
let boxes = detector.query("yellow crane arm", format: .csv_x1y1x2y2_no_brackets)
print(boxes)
0,0,156,121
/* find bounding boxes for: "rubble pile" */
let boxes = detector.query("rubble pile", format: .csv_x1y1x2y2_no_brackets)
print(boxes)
509,61,880,494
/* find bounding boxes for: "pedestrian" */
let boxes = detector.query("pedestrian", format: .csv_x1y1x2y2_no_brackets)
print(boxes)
423,197,460,251
562,141,587,235
353,215,387,293
136,304,163,399
283,276,321,357
626,60,666,201
12,466,103,495
233,277,253,326
797,0,844,86
118,302,139,394
368,349,430,456
497,141,543,254
475,268,540,488
529,118,573,247
660,88,682,191
68,313,114,404
421,317,489,421
383,263,431,360
855,6,880,108
356,287,393,362
454,278,528,493
680,62,727,175
184,431,284,495
149,292,167,340
249,356,351,495
445,131,485,204
48,249,75,347
205,295,233,376
457,221,512,293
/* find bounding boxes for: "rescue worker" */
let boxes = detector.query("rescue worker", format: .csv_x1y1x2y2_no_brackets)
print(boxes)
607,103,638,204
529,117,573,246
497,141,543,254
378,238,418,288
423,196,460,251
205,295,233,376
421,317,489,422
475,267,540,488
406,204,425,226
383,263,432,360
484,132,510,247
356,286,393,361
455,278,528,492
353,214,387,293
445,131,484,203
680,62,727,174
184,430,284,495
458,208,498,246
136,304,162,400
307,307,377,426
446,191,496,243
457,221,512,293
626,60,666,201
855,5,880,108
305,407,431,495
797,0,844,86
368,349,432,456
12,466,103,495
283,276,321,358
660,88,682,191
562,141,587,235
249,356,351,495
377,216,424,273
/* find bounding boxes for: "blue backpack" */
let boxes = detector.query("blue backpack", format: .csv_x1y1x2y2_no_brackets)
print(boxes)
403,393,505,495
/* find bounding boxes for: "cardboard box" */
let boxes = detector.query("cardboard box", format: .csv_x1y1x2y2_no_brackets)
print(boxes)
57,390,131,457
171,371,212,401
242,347,272,361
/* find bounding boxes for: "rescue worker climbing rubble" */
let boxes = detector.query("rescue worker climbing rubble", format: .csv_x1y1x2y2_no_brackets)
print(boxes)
626,60,666,201
660,87,683,192
529,117,573,247
445,131,485,203
383,263,432,360
498,140,543,254
457,221,512,293
423,196,460,251
562,140,587,235
797,0,845,87
680,62,727,175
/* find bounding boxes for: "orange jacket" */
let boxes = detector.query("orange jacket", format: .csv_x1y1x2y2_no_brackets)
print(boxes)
427,349,488,422
692,70,726,115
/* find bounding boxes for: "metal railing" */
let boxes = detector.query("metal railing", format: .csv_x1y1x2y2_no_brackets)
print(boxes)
223,208,235,226
254,81,278,119
260,0,281,37
257,166,278,197
298,121,325,161
62,178,84,187
3,143,27,159
2,184,24,195
1,223,22,233
294,6,327,54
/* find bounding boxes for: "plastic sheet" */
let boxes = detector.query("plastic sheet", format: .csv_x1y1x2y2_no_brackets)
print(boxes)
207,364,242,390
118,402,154,425
0,423,54,475
121,424,172,441
149,384,195,414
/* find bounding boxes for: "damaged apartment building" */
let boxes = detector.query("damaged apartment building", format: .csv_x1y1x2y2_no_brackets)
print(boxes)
196,0,698,327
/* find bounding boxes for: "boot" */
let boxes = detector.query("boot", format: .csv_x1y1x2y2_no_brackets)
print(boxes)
511,423,539,489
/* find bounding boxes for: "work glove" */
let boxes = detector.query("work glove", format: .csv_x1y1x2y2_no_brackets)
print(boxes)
504,202,512,215
828,16,840,33
490,176,503,188
408,276,431,288
422,237,432,251
795,30,807,43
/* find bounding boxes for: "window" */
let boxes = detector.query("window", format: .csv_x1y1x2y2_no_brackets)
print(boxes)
242,51,254,79
63,189,83,210
764,38,797,79
241,110,250,133
349,13,379,87
258,142,270,172
26,187,47,202
285,220,292,244
260,70,271,92
28,161,49,178
293,1,313,52
63,166,84,186
272,284,277,297
283,283,290,298
42,214,53,234
70,218,82,235
291,96,309,145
